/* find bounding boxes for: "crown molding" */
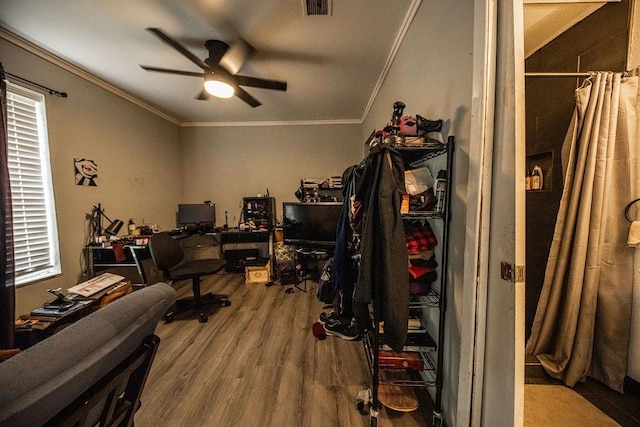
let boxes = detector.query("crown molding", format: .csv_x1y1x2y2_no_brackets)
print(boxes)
0,27,180,125
181,118,361,127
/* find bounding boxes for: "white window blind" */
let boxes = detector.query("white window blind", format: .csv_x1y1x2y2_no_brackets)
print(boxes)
6,82,60,285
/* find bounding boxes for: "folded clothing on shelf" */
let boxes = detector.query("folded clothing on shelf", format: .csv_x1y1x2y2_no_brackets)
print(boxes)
405,222,437,253
409,281,432,296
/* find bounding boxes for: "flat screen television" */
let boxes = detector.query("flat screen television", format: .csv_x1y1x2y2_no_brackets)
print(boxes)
282,202,342,249
177,203,216,230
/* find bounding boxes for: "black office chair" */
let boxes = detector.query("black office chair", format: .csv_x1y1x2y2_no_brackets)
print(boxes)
148,232,230,323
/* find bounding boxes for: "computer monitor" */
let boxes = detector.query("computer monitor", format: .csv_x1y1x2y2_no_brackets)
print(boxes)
177,204,215,230
282,202,342,249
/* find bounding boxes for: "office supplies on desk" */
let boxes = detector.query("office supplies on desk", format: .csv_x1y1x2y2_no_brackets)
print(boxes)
43,288,75,310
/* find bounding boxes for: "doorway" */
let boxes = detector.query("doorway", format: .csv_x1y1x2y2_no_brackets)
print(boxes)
523,0,640,424
523,0,628,343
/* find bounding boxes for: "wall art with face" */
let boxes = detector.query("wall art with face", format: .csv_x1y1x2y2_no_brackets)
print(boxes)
74,158,97,186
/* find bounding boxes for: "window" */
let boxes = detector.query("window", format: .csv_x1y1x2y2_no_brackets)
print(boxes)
6,82,60,286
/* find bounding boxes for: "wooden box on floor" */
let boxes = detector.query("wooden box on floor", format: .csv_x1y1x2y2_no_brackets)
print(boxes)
245,262,271,285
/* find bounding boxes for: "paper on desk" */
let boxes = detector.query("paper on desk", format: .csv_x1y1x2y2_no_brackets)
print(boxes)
68,272,125,297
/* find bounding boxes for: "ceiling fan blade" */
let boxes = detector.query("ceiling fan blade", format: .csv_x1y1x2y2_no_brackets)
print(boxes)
146,28,209,70
140,65,204,78
234,87,262,108
219,38,255,75
234,75,287,91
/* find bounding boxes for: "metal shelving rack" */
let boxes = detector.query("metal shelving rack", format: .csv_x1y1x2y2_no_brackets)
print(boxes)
361,135,454,427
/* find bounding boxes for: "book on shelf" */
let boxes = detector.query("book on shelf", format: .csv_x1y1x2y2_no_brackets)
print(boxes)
378,317,424,334
379,329,437,353
67,272,125,297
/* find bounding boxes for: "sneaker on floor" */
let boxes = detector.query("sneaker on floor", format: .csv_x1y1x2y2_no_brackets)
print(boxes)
324,319,360,341
319,311,342,325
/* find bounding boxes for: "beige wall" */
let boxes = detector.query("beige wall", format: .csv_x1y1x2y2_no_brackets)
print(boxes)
179,124,362,225
362,1,474,424
1,39,183,314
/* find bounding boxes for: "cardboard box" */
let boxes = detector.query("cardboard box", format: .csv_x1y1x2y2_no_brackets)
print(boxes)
245,263,271,285
378,351,424,371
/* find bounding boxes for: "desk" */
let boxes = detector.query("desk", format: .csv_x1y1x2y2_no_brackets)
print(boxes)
86,244,155,286
175,232,222,261
220,230,273,275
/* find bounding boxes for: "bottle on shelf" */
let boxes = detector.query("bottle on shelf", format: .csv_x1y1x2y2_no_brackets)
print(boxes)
401,194,410,214
531,166,543,191
435,170,447,213
525,169,531,191
128,218,136,234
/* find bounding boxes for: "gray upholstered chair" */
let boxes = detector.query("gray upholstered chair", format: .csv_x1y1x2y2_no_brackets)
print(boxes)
148,232,229,323
0,282,175,427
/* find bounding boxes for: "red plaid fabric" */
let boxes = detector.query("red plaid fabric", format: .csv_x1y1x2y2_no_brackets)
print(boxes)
405,223,437,253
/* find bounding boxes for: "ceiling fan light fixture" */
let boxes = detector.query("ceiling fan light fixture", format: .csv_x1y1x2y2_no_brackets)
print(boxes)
204,74,234,98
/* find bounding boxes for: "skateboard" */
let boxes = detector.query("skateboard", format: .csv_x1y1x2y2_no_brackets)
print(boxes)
377,369,419,412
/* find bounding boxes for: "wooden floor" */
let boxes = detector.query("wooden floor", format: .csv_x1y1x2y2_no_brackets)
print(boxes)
135,273,429,427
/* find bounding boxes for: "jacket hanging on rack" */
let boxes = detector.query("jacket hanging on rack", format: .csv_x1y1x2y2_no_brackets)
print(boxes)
326,164,360,314
354,144,409,351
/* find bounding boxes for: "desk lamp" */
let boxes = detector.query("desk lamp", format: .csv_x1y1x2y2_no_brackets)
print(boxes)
93,203,124,239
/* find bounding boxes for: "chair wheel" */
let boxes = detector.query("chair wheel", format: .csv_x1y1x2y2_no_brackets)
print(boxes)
222,300,231,307
199,313,208,323
164,314,174,324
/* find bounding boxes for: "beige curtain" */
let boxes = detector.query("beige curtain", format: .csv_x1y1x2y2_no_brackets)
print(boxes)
526,70,639,392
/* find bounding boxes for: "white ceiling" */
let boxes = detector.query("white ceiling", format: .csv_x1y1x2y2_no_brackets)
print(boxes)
0,1,609,125
0,0,414,125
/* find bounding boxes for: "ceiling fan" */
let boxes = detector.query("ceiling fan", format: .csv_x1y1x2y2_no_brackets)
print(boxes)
140,28,287,107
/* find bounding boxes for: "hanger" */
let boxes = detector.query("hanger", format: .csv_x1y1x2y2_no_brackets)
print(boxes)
623,198,640,223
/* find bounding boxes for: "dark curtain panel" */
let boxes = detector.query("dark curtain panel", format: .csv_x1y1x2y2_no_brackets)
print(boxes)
0,62,16,349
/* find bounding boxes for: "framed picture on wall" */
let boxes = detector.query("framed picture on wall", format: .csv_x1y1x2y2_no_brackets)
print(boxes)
74,158,98,186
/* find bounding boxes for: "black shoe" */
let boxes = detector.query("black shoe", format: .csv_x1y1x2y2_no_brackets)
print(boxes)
319,311,343,325
324,319,360,340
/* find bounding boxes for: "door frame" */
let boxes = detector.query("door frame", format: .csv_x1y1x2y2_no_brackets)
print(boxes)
457,1,526,425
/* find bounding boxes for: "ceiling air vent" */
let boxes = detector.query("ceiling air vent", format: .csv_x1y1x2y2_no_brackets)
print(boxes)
303,0,332,16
